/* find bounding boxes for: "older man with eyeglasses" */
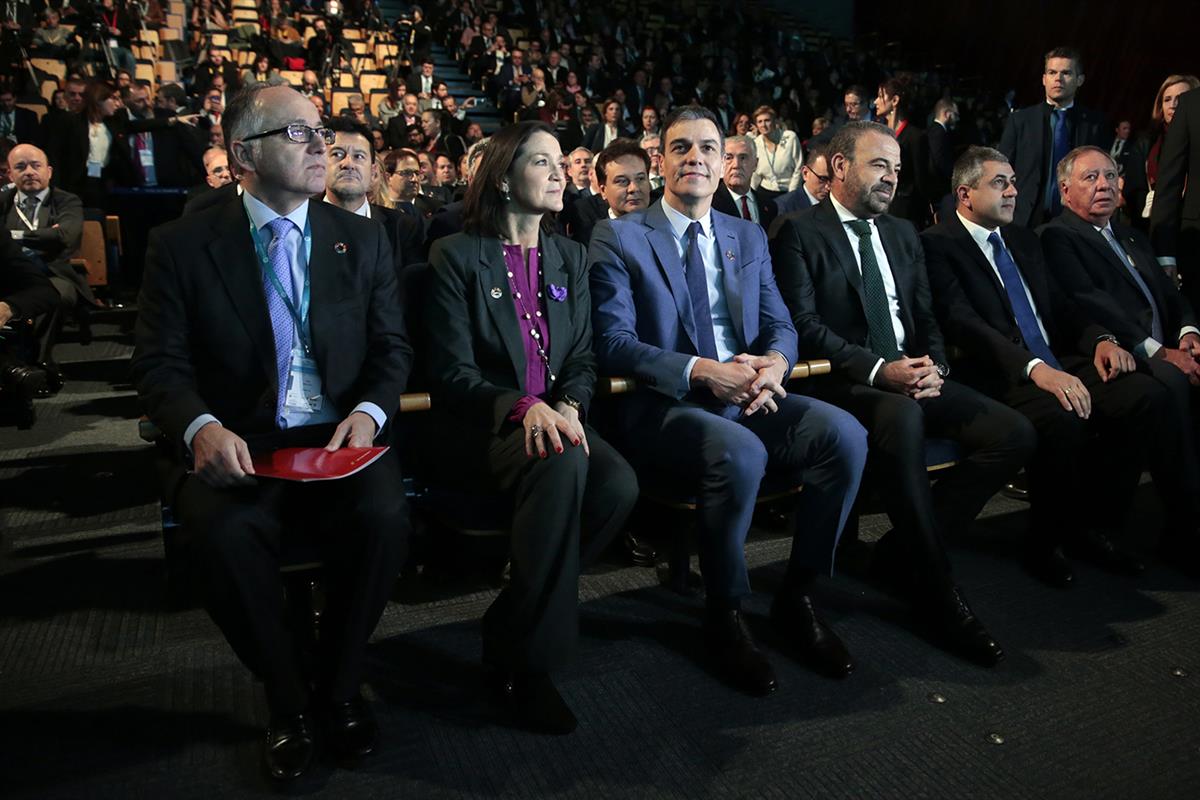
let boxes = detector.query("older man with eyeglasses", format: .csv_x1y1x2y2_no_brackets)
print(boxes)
131,84,412,783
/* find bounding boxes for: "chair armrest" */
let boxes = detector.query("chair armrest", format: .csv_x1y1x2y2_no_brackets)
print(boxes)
598,359,833,396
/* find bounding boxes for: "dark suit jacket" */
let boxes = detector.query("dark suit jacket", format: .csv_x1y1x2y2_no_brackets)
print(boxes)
0,185,91,305
710,181,778,231
183,181,239,215
424,231,596,433
131,195,412,446
581,123,636,153
561,192,608,245
1039,208,1195,352
109,110,205,189
1151,88,1200,267
771,187,816,218
0,229,58,322
385,113,422,149
890,121,929,227
769,200,946,384
922,214,1107,396
999,102,1111,227
7,106,40,144
424,200,464,257
921,121,956,207
371,203,423,275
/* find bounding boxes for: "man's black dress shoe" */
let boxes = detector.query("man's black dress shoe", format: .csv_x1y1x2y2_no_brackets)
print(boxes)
488,670,577,734
915,585,1005,667
320,694,379,759
704,609,778,695
1020,545,1074,588
263,712,316,782
770,592,855,678
624,531,657,567
1068,530,1144,576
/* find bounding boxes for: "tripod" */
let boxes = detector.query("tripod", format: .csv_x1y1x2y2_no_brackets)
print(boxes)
78,22,118,80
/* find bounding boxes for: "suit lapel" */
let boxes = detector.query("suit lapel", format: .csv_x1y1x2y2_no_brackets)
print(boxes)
476,236,527,386
1067,211,1147,296
305,203,348,381
540,235,570,378
645,202,699,351
711,211,750,349
875,216,916,339
814,200,865,303
949,217,1015,319
207,197,277,386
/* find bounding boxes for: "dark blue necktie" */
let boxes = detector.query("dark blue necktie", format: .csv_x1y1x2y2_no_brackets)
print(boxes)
1047,108,1070,214
684,221,719,360
988,231,1061,370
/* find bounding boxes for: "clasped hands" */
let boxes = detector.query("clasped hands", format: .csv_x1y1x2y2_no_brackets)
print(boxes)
191,411,377,488
875,354,943,400
692,352,788,416
1159,332,1200,386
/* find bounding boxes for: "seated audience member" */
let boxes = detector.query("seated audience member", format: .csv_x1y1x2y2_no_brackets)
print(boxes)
183,147,241,213
322,118,422,274
421,109,465,160
2,144,91,377
582,98,635,153
243,53,281,86
1041,147,1200,492
384,94,422,148
640,134,664,191
341,93,376,128
711,134,778,229
752,105,803,197
769,121,1037,667
923,146,1194,584
193,48,240,97
384,148,440,223
1,228,59,410
425,137,489,255
424,121,638,734
376,80,406,126
434,153,460,195
418,151,454,205
0,84,39,144
130,84,412,782
31,9,78,59
588,106,868,695
772,145,831,217
596,138,651,222
562,146,594,206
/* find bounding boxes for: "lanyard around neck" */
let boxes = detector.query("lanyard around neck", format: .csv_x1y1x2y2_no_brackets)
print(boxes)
248,214,314,353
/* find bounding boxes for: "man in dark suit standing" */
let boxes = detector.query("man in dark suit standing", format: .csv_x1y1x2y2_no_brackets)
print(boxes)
589,106,869,696
923,146,1186,585
0,85,39,144
772,146,832,218
113,82,205,189
710,134,778,231
999,47,1110,228
1151,87,1200,311
920,98,959,221
770,121,1036,667
322,118,423,276
131,85,412,782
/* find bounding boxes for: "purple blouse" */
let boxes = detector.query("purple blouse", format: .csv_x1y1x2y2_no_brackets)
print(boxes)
503,244,552,422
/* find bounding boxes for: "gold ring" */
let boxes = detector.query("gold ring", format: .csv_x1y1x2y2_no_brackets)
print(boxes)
1063,388,1072,395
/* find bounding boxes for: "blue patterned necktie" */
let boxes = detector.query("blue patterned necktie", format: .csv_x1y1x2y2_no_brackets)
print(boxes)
1101,226,1163,342
1047,108,1070,214
263,217,297,424
987,232,1061,370
684,221,719,360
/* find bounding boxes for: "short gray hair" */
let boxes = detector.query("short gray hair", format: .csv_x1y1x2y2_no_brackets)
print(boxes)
827,120,893,163
1056,145,1114,185
224,83,275,156
724,134,755,151
951,145,1009,192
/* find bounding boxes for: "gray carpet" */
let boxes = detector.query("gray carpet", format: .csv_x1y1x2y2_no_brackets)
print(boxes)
2,326,1198,799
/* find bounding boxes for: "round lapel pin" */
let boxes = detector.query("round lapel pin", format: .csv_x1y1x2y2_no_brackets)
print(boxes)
725,250,735,261
490,287,503,299
333,242,348,254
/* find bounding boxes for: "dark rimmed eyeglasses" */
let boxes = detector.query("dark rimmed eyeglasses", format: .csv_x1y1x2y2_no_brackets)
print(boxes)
242,123,334,145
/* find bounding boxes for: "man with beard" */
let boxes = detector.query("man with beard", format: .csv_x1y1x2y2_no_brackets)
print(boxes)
770,121,1036,668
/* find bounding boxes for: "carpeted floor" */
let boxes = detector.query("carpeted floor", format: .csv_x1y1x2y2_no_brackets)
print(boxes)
2,325,1197,799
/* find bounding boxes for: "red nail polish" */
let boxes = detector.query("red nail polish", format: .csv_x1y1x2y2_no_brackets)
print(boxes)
556,447,563,454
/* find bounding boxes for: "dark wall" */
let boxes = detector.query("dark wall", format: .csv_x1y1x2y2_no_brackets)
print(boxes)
856,0,1195,131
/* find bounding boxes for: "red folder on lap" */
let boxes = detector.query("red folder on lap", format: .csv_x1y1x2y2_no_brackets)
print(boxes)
251,447,390,482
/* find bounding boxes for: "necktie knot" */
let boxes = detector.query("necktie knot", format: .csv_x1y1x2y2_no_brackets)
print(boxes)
847,219,872,238
987,231,1004,250
687,220,703,244
21,194,38,213
265,216,295,242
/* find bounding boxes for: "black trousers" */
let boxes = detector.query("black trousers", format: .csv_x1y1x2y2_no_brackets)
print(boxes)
1002,357,1198,544
429,420,638,673
805,376,1037,584
177,428,409,717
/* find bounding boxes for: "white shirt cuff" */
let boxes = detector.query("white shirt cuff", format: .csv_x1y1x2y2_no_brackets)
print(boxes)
1024,358,1045,379
183,414,220,451
1158,256,1178,267
1139,338,1163,358
867,358,885,386
1179,327,1200,342
683,356,700,392
352,401,387,438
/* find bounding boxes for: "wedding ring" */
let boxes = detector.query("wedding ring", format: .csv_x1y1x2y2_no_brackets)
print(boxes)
1063,388,1072,395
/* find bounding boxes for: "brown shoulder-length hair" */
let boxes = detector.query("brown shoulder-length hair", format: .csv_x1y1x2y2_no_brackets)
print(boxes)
463,120,558,238
1152,74,1200,129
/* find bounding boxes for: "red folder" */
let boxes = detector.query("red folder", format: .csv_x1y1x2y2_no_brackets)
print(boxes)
251,447,390,482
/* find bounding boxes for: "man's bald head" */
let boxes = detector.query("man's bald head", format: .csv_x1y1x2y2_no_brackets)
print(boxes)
8,144,53,193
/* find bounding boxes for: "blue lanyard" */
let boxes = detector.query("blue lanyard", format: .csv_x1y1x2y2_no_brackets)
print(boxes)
249,215,314,354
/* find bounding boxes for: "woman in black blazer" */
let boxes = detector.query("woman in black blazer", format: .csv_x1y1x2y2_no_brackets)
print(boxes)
424,121,638,735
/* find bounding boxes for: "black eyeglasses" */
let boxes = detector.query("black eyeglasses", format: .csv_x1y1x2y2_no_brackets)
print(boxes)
242,123,334,145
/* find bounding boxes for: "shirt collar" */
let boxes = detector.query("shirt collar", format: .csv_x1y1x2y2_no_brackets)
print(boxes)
660,196,713,240
23,187,50,204
803,187,820,207
726,184,752,203
608,207,620,219
322,193,371,218
1048,101,1075,112
829,192,873,228
243,188,309,234
956,210,1001,251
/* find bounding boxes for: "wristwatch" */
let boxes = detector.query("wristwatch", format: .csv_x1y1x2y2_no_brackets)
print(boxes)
1095,334,1119,346
558,394,584,414
934,362,950,378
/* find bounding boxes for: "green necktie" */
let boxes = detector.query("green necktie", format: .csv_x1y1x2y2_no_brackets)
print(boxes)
846,219,901,361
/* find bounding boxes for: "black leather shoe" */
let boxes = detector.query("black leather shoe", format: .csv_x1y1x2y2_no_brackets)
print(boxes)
770,592,854,678
624,531,657,567
488,670,577,735
915,585,1005,667
320,694,379,759
704,609,778,695
263,712,316,782
1068,530,1144,576
1020,545,1074,588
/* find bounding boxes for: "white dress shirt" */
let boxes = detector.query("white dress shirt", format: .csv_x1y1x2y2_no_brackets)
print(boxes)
957,212,1050,377
725,185,758,223
829,193,906,384
323,193,372,218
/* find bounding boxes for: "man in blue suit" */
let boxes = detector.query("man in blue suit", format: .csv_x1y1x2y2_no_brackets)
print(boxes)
771,146,832,220
588,106,869,695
